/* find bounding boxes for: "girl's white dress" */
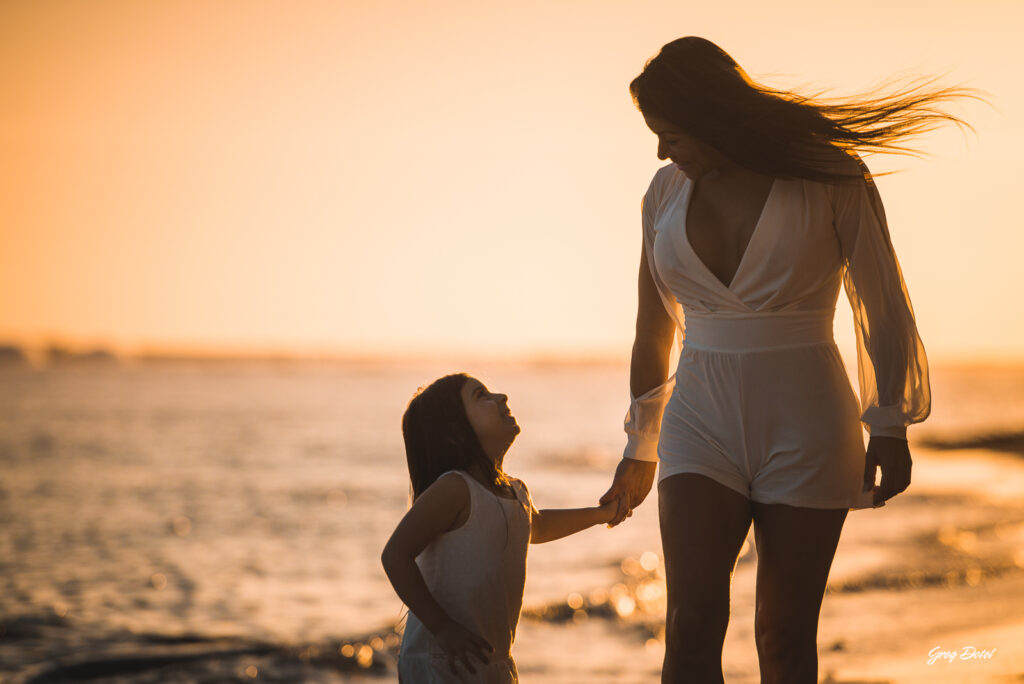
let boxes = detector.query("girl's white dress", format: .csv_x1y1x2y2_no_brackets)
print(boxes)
398,470,533,683
624,158,930,510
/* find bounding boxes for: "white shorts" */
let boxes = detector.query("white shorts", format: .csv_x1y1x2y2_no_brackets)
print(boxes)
658,314,878,510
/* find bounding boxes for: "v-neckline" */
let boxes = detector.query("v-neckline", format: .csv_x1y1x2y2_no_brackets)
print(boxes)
682,176,777,292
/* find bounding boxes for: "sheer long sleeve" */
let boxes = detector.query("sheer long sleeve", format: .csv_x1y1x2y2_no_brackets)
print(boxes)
622,170,681,462
830,158,931,440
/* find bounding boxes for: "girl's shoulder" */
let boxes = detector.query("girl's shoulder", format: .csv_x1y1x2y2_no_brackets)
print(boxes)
435,469,471,483
506,476,529,495
417,470,472,533
418,470,473,510
506,477,538,518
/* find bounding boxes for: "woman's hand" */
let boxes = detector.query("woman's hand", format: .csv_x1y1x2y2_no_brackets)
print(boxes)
863,436,912,506
600,457,657,526
434,619,495,675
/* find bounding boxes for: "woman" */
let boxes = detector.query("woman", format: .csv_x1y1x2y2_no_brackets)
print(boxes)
599,37,982,683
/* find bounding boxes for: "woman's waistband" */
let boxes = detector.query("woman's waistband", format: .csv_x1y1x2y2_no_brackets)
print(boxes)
681,310,835,352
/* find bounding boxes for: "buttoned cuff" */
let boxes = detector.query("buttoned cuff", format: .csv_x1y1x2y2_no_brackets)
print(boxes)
623,431,659,463
867,424,908,440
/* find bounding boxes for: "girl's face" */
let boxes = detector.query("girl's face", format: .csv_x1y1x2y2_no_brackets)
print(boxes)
642,111,729,180
460,377,520,455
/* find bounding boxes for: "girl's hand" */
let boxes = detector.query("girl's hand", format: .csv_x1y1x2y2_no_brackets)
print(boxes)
599,497,630,526
434,619,495,675
863,436,912,506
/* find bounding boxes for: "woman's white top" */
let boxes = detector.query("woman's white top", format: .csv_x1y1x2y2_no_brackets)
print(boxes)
398,470,534,683
624,157,931,462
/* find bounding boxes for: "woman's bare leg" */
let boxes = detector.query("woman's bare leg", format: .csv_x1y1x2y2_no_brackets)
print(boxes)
751,501,848,684
659,473,753,683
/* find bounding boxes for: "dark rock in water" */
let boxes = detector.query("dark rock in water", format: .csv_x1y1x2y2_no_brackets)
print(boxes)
23,643,276,682
44,346,120,367
919,429,1024,457
0,613,70,640
4,617,402,684
0,344,29,366
30,431,56,456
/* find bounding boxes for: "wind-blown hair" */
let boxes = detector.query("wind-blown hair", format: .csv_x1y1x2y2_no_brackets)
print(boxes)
630,36,988,183
401,373,511,500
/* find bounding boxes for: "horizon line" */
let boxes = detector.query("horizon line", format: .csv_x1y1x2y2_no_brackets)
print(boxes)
2,339,1024,370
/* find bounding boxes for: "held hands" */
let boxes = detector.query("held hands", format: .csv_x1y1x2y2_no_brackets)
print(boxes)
599,457,657,527
434,619,495,676
863,436,912,507
597,497,629,527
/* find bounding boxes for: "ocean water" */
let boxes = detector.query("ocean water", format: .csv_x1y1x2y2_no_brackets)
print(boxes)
2,358,1024,683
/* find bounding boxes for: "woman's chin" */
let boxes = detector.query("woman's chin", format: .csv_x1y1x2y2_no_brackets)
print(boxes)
675,162,704,179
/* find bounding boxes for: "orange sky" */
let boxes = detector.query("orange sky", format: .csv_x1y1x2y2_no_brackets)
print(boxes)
1,0,1021,361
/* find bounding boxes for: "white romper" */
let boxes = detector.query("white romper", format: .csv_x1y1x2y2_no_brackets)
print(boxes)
398,470,533,683
623,158,931,510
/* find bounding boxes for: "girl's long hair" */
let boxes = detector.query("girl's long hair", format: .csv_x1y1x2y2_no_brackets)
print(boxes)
401,373,511,500
630,36,988,183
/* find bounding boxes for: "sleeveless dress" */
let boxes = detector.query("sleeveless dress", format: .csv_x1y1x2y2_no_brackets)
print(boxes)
623,157,930,510
398,471,533,683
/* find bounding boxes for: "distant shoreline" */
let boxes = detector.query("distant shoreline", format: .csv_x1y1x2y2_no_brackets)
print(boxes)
3,342,1023,371
0,344,632,370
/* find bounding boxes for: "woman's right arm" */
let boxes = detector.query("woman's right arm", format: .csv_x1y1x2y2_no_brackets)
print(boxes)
600,237,676,523
631,236,677,402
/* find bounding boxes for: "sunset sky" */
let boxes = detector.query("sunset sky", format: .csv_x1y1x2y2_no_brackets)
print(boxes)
1,0,1021,362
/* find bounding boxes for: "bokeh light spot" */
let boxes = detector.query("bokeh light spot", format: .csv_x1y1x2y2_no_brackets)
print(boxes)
615,596,636,617
639,551,659,571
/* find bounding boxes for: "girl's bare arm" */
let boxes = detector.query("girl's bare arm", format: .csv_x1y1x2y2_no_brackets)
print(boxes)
380,473,468,634
530,499,622,544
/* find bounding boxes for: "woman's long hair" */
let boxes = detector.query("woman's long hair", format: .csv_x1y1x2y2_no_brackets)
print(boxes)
630,36,989,183
401,373,511,500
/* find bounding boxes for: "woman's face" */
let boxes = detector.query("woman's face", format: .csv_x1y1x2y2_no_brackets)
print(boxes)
642,112,727,180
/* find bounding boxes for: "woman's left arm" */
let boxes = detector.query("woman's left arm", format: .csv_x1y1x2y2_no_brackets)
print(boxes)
830,154,932,505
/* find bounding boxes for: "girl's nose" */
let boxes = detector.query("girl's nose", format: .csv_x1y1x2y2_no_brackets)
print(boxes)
657,140,668,160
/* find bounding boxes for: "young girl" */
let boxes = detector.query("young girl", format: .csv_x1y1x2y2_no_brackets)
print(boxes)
381,373,624,682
